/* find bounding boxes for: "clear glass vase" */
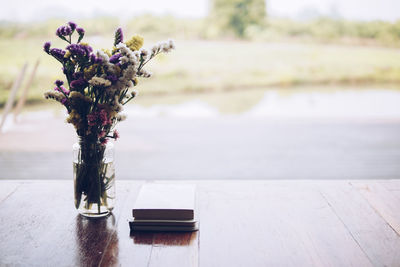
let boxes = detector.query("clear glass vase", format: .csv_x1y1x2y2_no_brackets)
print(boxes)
73,138,115,218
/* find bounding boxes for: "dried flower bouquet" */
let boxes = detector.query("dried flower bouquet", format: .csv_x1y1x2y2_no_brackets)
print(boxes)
44,22,174,216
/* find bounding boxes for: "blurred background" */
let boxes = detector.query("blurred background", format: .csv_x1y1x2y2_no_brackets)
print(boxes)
0,0,400,180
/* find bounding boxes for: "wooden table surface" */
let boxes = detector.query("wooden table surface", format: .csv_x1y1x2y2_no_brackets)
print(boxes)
1,180,400,267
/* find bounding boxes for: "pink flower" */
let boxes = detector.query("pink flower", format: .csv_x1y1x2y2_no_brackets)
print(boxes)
113,130,120,140
87,113,97,126
100,138,108,145
98,131,106,138
99,109,110,126
87,109,111,127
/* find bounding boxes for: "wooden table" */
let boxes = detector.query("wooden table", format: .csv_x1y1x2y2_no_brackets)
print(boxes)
1,180,400,266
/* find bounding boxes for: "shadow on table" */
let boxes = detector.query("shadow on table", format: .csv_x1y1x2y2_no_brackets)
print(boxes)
130,231,197,246
75,214,119,266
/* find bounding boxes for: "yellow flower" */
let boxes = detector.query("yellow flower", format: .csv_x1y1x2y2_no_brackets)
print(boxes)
70,91,92,103
109,110,117,119
84,64,98,80
66,109,82,129
132,78,138,86
114,65,121,76
80,42,90,47
64,51,71,58
112,46,118,54
125,35,144,51
102,49,112,57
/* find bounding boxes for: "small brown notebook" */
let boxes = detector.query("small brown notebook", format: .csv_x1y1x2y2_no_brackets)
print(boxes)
132,184,196,220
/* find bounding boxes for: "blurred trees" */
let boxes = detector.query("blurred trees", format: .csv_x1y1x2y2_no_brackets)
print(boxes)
1,14,400,46
209,0,266,37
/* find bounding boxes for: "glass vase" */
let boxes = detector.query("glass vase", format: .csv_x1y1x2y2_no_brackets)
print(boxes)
73,138,115,218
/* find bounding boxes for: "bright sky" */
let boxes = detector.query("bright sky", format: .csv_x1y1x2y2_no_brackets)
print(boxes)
1,0,399,22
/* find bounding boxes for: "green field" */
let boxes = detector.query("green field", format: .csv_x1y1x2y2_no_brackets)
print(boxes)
1,36,400,110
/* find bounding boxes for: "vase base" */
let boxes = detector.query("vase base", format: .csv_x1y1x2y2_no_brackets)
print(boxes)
77,205,114,218
78,210,111,218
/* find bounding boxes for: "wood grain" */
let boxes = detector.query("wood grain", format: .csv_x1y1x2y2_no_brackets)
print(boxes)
352,181,400,235
0,181,22,203
197,181,372,267
1,180,400,267
320,181,400,266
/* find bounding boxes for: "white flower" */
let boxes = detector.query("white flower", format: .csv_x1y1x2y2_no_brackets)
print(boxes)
131,89,138,97
150,39,175,57
167,39,175,50
138,69,152,78
151,43,160,56
96,50,109,62
133,51,140,61
140,48,149,60
160,39,175,52
115,103,123,112
104,38,174,104
120,56,129,64
44,91,65,102
112,95,124,112
116,113,127,122
127,80,134,88
89,77,111,87
161,43,169,52
117,42,139,67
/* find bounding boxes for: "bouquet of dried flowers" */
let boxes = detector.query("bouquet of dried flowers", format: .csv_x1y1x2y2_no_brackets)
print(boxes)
44,22,174,216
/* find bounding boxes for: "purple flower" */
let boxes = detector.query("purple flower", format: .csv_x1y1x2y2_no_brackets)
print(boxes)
72,72,84,80
50,48,66,61
61,98,68,105
55,80,64,87
114,28,124,46
66,44,92,58
109,53,121,64
76,27,85,35
106,74,118,84
68,21,77,31
56,26,72,37
70,78,87,90
43,42,51,54
83,45,93,55
76,27,85,42
95,57,103,64
55,27,62,37
66,44,83,57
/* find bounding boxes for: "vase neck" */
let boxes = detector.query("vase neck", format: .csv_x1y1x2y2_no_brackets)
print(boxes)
78,135,100,146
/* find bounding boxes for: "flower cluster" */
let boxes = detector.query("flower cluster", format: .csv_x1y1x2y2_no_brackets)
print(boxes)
44,22,174,145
